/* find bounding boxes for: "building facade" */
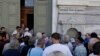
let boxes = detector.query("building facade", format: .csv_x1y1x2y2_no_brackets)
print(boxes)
0,0,20,33
53,0,100,35
0,0,52,35
1,0,100,36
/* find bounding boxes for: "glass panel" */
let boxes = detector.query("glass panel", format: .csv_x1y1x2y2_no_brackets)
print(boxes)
25,0,34,6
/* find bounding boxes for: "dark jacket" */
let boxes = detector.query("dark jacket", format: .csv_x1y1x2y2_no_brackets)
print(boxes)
3,49,20,56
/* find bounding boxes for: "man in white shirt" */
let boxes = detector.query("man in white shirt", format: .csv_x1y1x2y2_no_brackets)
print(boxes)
20,28,32,46
12,26,21,39
12,26,21,35
43,33,72,56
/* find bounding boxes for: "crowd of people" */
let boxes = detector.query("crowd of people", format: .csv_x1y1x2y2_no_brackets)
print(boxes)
0,26,100,56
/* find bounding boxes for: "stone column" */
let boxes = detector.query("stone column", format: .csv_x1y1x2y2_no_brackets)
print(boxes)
34,0,52,35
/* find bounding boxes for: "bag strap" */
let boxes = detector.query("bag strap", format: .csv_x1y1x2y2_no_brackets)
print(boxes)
28,48,32,56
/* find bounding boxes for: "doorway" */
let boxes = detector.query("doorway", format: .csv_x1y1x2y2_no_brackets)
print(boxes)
20,0,34,30
27,14,34,30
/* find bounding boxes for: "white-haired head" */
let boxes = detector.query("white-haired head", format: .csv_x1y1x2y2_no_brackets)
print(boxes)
9,38,19,49
63,35,70,42
36,32,42,39
25,28,29,31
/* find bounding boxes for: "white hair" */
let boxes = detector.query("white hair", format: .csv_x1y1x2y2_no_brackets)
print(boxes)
25,28,29,31
36,32,42,39
10,38,19,49
63,35,70,42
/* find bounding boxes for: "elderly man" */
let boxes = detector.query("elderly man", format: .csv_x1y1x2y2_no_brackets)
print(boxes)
27,38,45,56
43,33,72,56
24,28,32,37
63,35,73,53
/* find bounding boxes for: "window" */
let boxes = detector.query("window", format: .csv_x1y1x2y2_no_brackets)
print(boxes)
25,0,34,6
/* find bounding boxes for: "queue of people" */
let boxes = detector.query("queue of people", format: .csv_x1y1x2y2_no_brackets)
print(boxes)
0,26,100,56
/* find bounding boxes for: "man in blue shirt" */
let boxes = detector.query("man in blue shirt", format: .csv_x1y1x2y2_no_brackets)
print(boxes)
27,38,45,56
74,37,87,56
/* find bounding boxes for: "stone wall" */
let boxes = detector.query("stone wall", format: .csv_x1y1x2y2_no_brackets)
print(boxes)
56,0,100,35
0,0,20,34
57,5,100,35
34,0,52,36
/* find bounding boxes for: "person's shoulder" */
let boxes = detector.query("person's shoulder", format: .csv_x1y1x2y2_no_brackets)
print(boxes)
43,44,54,53
44,45,53,50
89,53,97,56
31,47,43,54
4,43,10,48
31,48,36,51
43,45,55,56
59,44,69,48
48,44,69,49
12,30,17,35
44,44,69,52
76,45,86,51
32,47,43,51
